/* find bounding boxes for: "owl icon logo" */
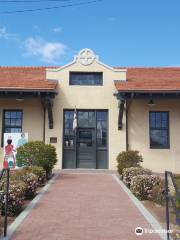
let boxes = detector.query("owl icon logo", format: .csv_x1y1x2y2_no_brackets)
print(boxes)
135,227,144,236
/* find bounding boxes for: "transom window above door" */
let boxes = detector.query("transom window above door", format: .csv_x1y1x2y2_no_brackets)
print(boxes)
69,72,103,86
63,110,108,149
78,111,95,127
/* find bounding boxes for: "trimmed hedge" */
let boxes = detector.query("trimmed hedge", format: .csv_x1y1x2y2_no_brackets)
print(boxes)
16,141,57,178
116,150,143,175
122,167,152,188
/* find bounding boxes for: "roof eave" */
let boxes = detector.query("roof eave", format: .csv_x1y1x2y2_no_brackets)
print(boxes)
0,88,58,93
116,89,180,93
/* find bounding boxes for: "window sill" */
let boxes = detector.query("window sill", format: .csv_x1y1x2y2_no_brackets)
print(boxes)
63,147,75,150
97,147,108,150
150,146,170,150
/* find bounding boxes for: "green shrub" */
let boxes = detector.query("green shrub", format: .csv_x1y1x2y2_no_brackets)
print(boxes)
122,167,152,188
116,150,143,175
174,195,180,213
16,141,44,167
173,176,180,211
16,141,57,178
130,174,163,201
0,180,26,216
35,144,57,179
23,166,46,186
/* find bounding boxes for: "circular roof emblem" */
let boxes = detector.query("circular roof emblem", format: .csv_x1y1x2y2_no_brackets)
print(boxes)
78,49,96,66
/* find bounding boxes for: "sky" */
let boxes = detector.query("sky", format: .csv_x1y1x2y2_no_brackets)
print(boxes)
0,0,180,67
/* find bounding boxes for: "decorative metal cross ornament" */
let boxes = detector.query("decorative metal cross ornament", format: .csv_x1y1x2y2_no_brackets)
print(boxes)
78,49,96,65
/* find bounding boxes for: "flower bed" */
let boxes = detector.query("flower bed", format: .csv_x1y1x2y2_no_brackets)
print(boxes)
130,174,164,202
121,165,179,240
122,167,152,188
0,180,26,216
23,166,46,187
121,167,165,205
0,166,47,217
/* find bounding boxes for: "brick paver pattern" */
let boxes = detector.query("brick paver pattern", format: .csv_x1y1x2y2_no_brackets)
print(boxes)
11,172,162,240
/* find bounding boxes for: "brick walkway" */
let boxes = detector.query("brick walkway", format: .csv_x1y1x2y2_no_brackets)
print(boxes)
10,172,162,240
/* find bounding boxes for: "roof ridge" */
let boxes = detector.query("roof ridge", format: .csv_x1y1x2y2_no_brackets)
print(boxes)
0,66,180,69
0,66,60,69
114,66,180,69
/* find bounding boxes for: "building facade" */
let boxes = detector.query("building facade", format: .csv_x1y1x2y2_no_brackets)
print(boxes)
1,48,180,173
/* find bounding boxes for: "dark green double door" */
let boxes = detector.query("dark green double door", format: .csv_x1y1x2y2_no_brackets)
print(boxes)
63,110,108,169
77,128,96,168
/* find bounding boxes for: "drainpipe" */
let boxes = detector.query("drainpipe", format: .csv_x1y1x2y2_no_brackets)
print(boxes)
41,97,46,143
43,106,46,143
126,108,129,151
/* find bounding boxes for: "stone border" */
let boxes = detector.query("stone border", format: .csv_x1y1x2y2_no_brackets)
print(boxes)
1,174,58,240
112,174,169,240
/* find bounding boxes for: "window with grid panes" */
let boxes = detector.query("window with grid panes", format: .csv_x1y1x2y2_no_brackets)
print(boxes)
3,110,23,133
149,111,169,149
64,110,75,148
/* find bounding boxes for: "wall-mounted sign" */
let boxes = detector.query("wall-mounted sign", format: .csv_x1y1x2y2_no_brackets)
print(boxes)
50,137,57,143
3,133,28,169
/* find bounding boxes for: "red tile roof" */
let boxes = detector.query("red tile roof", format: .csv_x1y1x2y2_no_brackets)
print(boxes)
0,67,57,91
114,67,180,92
1,66,180,92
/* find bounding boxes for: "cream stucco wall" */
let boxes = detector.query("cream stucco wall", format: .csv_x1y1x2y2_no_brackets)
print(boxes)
0,98,44,166
128,99,180,173
1,58,179,173
46,60,127,169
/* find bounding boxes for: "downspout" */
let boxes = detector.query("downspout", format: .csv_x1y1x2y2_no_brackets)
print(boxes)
118,99,125,130
125,99,132,151
43,106,46,143
126,108,129,151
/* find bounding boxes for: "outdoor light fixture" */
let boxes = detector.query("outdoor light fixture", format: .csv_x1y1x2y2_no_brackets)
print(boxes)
16,95,24,102
148,99,156,107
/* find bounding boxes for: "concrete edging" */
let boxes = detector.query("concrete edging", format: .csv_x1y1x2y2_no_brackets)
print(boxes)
0,174,58,240
112,174,168,240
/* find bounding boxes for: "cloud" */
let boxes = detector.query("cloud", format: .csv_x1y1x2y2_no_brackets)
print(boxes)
52,27,62,33
23,37,67,63
0,26,18,40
